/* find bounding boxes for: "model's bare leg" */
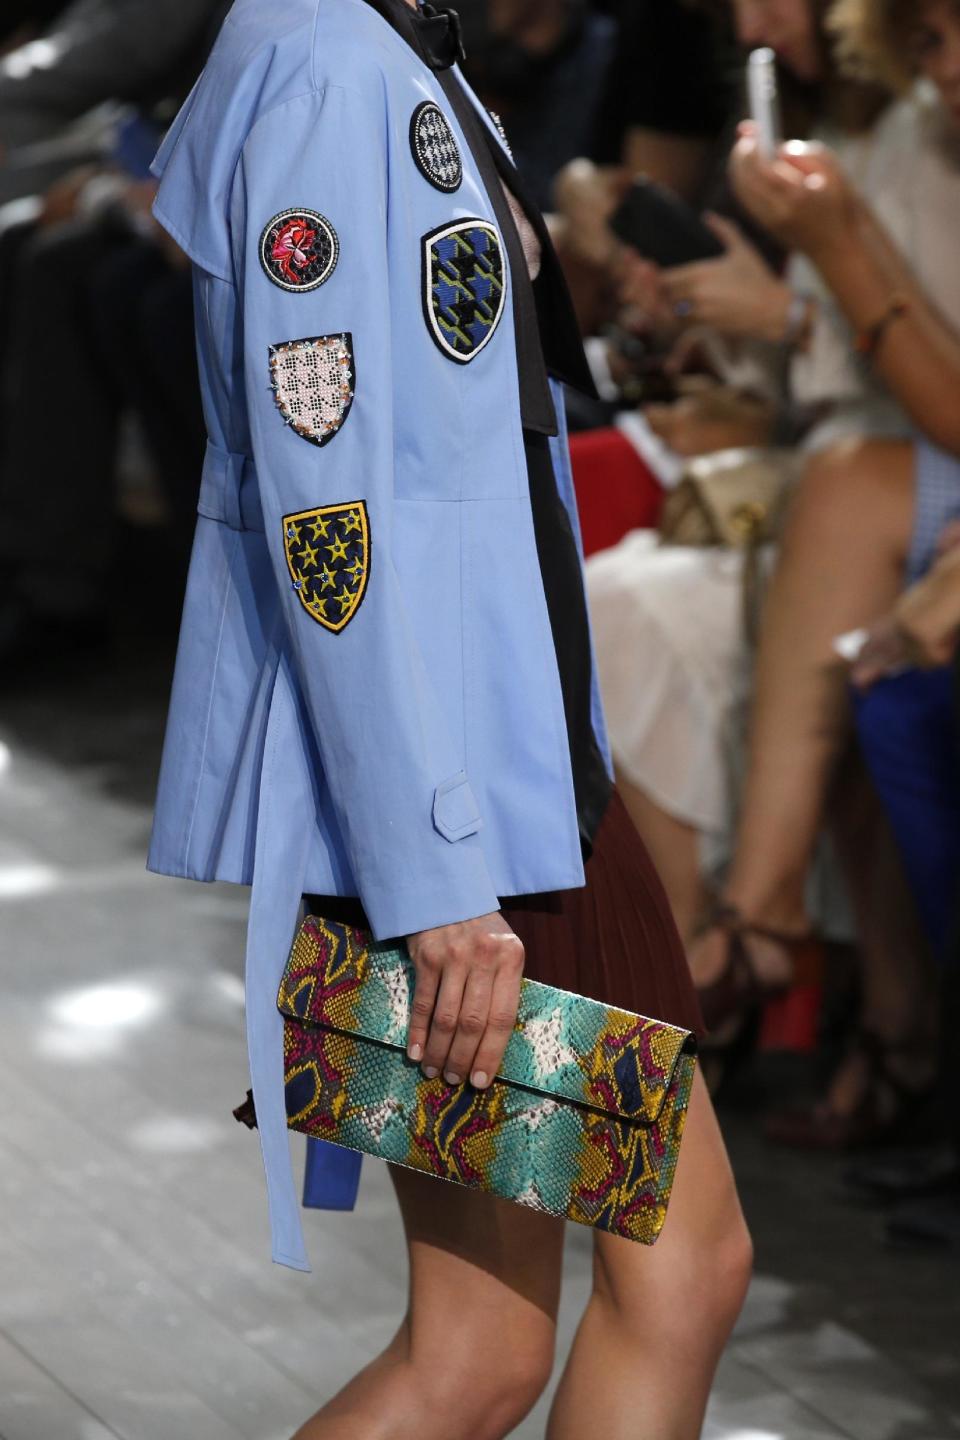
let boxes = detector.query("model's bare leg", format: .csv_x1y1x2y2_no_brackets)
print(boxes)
616,766,707,942
547,1068,752,1440
290,1172,565,1440
692,439,915,989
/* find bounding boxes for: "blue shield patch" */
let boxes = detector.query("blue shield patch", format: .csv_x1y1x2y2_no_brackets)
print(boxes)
422,220,506,364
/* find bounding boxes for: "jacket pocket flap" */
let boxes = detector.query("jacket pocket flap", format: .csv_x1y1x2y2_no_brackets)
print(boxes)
432,770,482,841
278,917,697,1126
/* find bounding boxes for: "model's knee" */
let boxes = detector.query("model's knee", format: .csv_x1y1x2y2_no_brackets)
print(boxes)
595,1213,753,1351
690,1213,754,1339
476,1336,554,1440
410,1320,554,1440
705,1213,754,1328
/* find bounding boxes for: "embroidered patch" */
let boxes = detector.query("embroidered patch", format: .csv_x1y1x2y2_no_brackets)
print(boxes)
259,208,339,292
269,334,355,447
409,101,462,192
422,220,506,364
283,502,370,633
488,110,513,159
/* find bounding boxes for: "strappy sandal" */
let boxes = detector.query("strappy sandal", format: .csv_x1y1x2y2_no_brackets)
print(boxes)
694,902,823,1037
763,1028,939,1152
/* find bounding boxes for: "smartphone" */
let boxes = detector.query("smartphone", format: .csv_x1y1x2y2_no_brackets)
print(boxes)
609,179,725,270
747,47,782,158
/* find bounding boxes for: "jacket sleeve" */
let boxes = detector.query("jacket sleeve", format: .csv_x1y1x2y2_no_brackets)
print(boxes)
233,82,501,941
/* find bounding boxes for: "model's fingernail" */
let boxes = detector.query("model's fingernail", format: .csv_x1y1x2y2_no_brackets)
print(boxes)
422,1066,439,1079
408,1043,423,1062
471,1071,488,1089
444,1070,461,1085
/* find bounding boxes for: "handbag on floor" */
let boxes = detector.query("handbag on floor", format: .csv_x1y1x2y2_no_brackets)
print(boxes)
275,914,698,1245
657,446,797,644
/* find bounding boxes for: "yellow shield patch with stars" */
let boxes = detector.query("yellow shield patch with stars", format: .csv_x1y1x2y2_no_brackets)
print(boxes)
282,501,370,634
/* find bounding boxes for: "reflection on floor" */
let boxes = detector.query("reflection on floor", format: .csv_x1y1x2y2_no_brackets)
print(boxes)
1,652,957,1440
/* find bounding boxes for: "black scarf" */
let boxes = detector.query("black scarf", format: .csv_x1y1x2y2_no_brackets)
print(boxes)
363,0,611,854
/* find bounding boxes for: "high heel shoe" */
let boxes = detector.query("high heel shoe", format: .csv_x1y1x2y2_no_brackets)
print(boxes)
694,903,824,1036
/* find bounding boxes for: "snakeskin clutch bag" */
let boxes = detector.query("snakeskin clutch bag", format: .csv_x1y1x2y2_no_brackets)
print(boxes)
278,915,698,1244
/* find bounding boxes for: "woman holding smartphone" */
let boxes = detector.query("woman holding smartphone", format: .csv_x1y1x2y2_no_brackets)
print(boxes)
688,0,960,1138
586,0,927,935
586,0,960,1136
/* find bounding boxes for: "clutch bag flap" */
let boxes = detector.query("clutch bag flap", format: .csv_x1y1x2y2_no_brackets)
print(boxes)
278,915,698,1244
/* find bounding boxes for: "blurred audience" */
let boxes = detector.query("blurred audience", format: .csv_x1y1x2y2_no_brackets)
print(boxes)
579,0,960,1167
849,535,960,1244
0,0,220,203
458,0,616,210
852,535,960,960
0,0,228,669
592,0,737,201
1,3,71,52
689,0,960,1149
586,0,930,940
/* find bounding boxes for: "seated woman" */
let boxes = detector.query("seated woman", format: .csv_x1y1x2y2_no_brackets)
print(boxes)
851,534,960,963
684,0,960,1140
846,532,960,1242
587,0,960,946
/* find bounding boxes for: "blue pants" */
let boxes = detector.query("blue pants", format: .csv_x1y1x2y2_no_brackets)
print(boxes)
853,669,960,964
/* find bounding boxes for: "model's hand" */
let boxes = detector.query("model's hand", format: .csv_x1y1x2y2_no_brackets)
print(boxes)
730,125,858,260
661,214,793,342
406,912,524,1090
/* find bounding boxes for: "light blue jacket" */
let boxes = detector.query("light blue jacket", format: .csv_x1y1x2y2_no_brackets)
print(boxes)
148,0,612,1270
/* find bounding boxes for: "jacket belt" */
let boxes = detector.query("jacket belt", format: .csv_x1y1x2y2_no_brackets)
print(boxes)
246,649,311,1270
198,438,265,532
245,648,364,1269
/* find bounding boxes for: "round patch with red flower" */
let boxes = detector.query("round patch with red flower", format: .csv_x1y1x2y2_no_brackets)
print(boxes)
259,208,340,293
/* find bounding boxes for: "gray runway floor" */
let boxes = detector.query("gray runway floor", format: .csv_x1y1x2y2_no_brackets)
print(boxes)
1,649,958,1440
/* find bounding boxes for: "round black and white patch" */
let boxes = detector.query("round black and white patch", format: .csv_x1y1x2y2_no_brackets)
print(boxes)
259,208,339,293
409,102,462,193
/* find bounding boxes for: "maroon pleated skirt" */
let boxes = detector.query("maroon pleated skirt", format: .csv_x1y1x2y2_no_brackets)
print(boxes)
498,789,704,1036
306,789,704,1037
